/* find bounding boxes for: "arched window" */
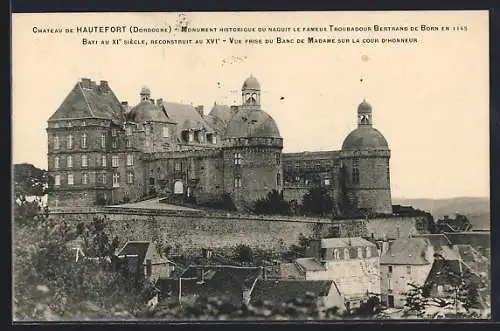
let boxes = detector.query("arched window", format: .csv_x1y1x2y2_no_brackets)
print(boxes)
53,135,60,150
101,133,106,148
344,248,350,260
81,133,87,148
366,246,372,258
234,153,242,165
334,249,340,260
67,134,73,149
67,156,73,168
54,156,60,169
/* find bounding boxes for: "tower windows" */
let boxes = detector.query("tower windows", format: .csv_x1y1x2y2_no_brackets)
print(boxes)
126,154,134,166
101,133,106,149
234,153,242,165
81,133,87,148
54,175,61,186
67,134,73,149
112,155,119,168
67,174,74,185
67,156,73,168
81,155,88,167
82,173,88,185
113,172,120,187
275,153,281,165
352,157,360,184
54,156,59,169
53,135,60,150
234,176,242,188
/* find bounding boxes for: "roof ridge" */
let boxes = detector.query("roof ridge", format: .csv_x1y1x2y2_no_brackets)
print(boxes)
78,82,95,118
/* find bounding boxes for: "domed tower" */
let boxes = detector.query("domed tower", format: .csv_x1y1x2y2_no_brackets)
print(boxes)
340,100,392,215
223,75,283,208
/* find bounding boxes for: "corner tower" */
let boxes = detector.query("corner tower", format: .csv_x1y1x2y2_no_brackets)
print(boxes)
340,100,392,215
223,75,283,208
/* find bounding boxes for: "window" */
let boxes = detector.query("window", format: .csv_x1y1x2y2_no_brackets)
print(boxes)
101,173,107,184
198,131,205,143
54,122,59,128
126,154,134,166
112,139,117,149
67,121,73,128
406,266,412,275
125,126,132,136
162,126,169,138
366,247,372,258
388,266,393,273
175,162,181,171
324,179,331,186
127,171,134,184
54,157,59,169
352,157,360,184
276,173,281,186
81,133,87,148
149,177,155,185
146,259,152,277
54,175,61,186
344,248,350,260
82,173,88,184
388,279,392,290
54,136,60,150
234,176,242,188
275,153,281,165
113,172,120,187
112,129,117,137
67,156,73,168
101,155,107,167
112,155,119,168
81,120,86,127
212,135,217,144
67,134,73,149
334,249,340,260
234,153,242,165
126,139,132,148
81,155,88,167
357,247,363,258
67,174,74,185
101,133,106,148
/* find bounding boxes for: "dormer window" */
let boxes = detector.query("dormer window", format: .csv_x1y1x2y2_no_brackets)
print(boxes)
212,135,217,145
357,247,363,258
334,249,340,260
188,131,194,143
162,126,169,138
344,248,350,260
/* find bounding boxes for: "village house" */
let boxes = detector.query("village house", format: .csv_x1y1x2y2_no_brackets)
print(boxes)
116,241,175,282
249,279,346,314
279,237,380,310
379,237,435,308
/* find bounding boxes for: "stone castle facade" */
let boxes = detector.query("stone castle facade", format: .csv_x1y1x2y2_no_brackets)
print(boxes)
46,75,391,215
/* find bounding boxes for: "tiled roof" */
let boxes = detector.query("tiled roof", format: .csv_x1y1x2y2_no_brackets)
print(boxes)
249,279,334,304
208,103,233,124
126,100,171,123
444,232,491,250
321,237,376,248
380,238,432,265
48,79,124,124
161,101,215,133
295,258,325,272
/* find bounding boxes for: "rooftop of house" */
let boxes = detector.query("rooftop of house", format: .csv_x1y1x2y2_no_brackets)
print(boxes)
295,258,325,272
116,241,172,265
380,237,432,265
249,279,336,305
320,237,377,249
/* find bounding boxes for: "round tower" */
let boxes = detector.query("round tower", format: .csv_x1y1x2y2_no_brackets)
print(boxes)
340,100,392,215
223,75,283,208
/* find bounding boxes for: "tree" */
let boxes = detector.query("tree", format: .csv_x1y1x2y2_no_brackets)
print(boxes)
301,187,333,217
13,163,49,198
253,190,290,215
234,244,254,263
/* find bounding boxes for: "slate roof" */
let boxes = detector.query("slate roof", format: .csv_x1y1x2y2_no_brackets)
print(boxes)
249,279,335,304
412,234,452,251
321,237,376,248
161,101,215,132
224,107,281,138
380,238,432,265
342,127,389,150
295,258,325,272
208,103,233,124
126,100,171,123
158,265,262,303
444,232,491,250
48,78,124,124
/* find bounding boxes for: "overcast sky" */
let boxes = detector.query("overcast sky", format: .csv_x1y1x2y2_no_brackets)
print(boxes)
12,11,489,199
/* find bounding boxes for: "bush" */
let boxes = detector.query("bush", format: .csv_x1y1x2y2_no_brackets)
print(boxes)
253,190,290,215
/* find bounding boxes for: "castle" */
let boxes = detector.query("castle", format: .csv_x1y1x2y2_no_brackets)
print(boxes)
46,75,392,216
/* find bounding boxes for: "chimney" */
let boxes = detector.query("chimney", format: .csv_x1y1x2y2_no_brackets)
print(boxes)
156,98,163,106
121,101,128,107
99,80,109,92
443,215,449,220
150,98,155,105
81,78,91,89
230,105,239,114
195,105,204,117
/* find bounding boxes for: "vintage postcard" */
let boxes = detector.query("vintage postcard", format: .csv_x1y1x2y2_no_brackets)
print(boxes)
12,11,490,321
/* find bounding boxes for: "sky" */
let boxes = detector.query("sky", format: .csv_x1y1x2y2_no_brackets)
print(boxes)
11,11,490,199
